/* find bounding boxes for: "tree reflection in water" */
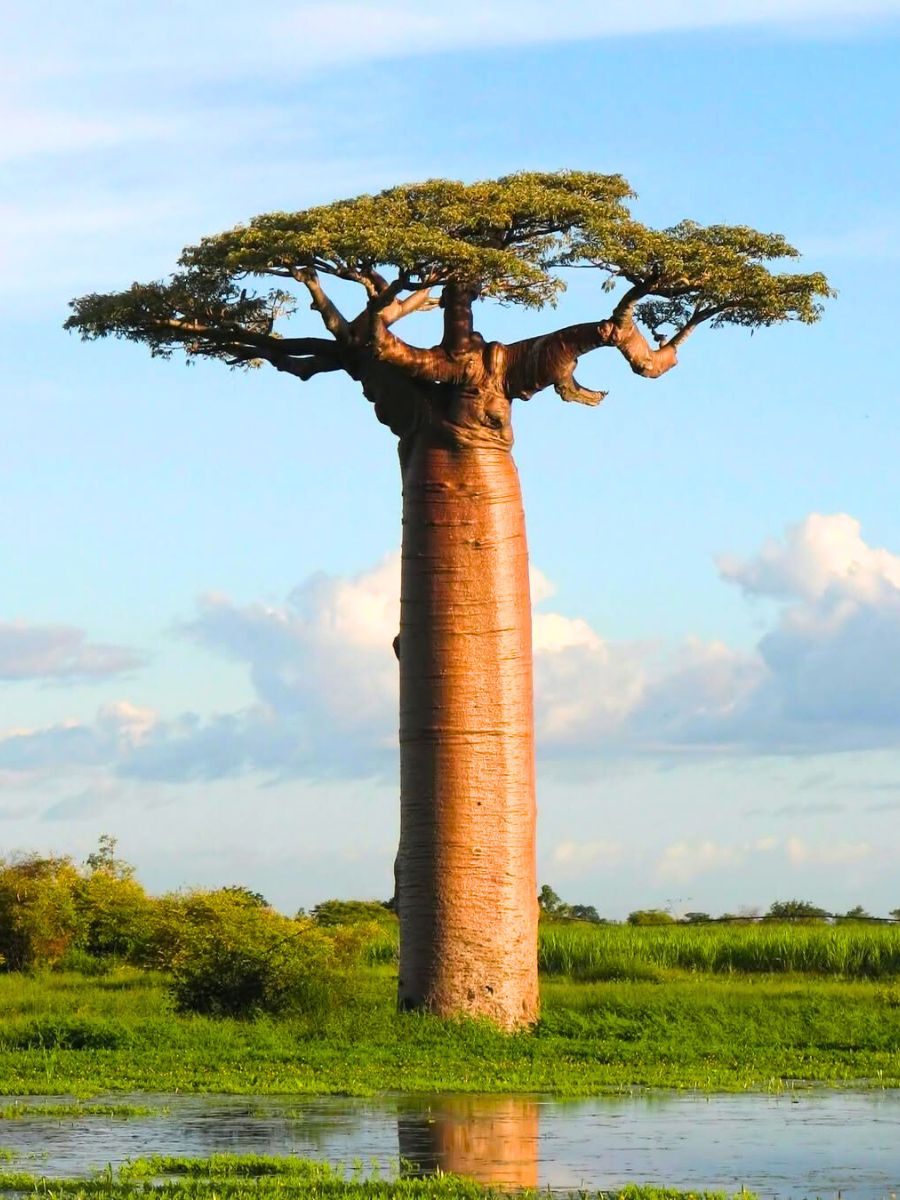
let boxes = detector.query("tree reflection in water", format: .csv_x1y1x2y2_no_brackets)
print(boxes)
397,1095,539,1189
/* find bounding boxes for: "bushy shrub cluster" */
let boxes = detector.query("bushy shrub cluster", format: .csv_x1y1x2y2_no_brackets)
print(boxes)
0,838,371,1019
165,891,366,1018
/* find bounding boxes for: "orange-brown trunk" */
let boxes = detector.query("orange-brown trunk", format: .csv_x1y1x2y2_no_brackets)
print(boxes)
398,1095,540,1186
396,435,539,1029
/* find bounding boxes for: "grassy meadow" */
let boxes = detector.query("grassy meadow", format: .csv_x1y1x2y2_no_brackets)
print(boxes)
0,941,898,1096
2,847,899,1097
366,918,900,981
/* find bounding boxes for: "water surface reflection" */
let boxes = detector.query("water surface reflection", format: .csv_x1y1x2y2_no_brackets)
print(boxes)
398,1095,539,1187
0,1090,897,1198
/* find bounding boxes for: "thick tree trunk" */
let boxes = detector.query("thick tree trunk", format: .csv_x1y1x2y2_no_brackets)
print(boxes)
395,427,539,1029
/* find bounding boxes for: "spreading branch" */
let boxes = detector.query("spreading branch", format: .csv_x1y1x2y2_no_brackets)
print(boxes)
66,171,833,427
292,269,350,342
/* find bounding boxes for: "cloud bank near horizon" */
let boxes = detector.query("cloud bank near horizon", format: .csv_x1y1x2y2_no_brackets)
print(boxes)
1,512,898,786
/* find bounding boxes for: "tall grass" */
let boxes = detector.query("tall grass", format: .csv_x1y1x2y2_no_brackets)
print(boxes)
365,919,900,979
537,922,900,980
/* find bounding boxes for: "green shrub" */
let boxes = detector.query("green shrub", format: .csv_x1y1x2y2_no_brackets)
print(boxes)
165,891,364,1018
56,947,114,976
627,909,675,926
0,855,82,970
73,871,156,961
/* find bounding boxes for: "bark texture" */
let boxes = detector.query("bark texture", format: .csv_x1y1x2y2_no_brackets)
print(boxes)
395,416,538,1029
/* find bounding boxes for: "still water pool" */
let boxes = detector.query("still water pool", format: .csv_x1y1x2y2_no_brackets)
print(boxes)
1,1091,898,1198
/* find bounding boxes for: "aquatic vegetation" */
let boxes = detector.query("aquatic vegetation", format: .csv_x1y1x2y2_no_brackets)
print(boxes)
0,1102,158,1120
0,1153,758,1199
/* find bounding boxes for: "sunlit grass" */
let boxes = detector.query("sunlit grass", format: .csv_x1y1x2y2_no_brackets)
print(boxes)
0,966,897,1096
537,921,900,980
365,919,900,979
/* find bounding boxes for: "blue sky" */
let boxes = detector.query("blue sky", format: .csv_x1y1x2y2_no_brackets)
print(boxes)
2,1,900,917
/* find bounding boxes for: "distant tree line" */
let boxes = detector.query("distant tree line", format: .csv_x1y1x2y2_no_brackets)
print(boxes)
538,885,900,926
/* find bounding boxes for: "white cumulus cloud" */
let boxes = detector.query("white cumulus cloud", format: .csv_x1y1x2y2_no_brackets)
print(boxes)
3,512,900,782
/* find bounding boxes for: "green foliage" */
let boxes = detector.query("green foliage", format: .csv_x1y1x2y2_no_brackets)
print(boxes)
765,899,828,922
836,905,871,923
66,270,296,362
180,171,633,307
85,835,133,878
73,869,156,961
311,899,396,927
0,966,898,1096
164,891,364,1018
592,219,833,334
537,884,564,915
568,904,602,923
538,921,900,980
65,171,832,368
538,885,603,924
627,910,676,926
0,854,82,970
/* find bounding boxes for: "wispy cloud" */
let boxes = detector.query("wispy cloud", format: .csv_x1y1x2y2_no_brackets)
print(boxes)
7,2,900,93
0,622,143,684
785,836,874,866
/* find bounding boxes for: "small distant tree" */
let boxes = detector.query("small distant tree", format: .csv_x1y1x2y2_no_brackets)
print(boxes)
835,905,870,923
72,835,155,963
720,907,760,924
538,884,566,917
765,899,827,922
682,912,712,925
627,909,675,926
890,908,900,922
85,834,133,879
568,904,603,924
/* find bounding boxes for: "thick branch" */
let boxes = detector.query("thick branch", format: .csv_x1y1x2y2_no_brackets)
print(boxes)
157,316,343,373
441,283,480,352
292,269,350,342
273,355,341,381
349,281,442,340
382,288,440,326
370,321,468,385
222,344,341,380
504,284,686,401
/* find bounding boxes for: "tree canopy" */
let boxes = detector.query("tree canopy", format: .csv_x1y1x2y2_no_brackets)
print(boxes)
66,170,833,423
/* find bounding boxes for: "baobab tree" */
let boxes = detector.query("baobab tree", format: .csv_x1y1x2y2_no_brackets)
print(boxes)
66,171,831,1028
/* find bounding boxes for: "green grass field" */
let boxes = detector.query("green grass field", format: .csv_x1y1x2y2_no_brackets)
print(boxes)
0,963,898,1096
537,920,900,979
364,918,900,979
